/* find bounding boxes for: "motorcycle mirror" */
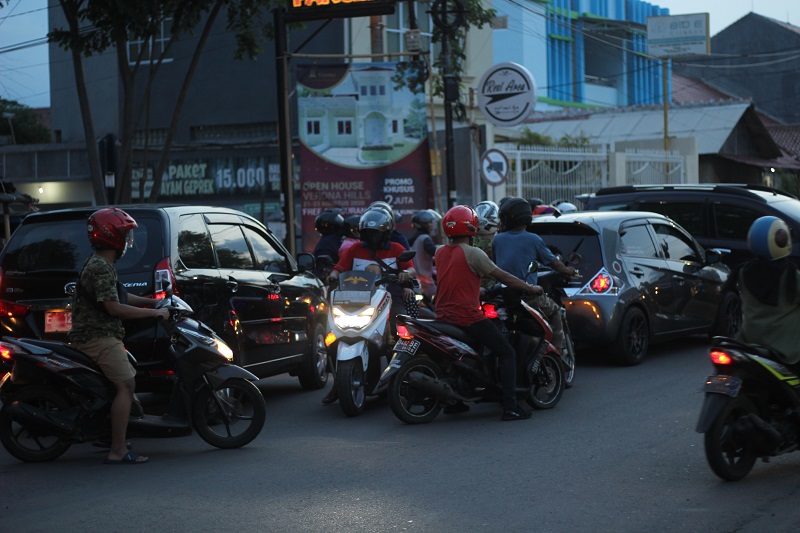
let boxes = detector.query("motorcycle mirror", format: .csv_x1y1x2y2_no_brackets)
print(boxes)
164,282,174,299
398,250,416,263
528,260,539,273
566,252,582,265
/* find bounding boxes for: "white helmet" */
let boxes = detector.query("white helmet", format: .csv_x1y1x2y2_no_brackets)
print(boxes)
475,201,500,236
555,201,578,214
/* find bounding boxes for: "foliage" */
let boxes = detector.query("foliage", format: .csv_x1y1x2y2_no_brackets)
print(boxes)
404,98,428,139
0,99,50,145
557,132,592,147
515,128,593,148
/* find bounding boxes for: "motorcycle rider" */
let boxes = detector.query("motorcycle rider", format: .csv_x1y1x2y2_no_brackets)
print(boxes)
409,209,441,302
313,209,344,278
68,207,170,465
736,216,800,364
492,197,575,355
435,205,542,421
368,201,411,250
322,208,417,405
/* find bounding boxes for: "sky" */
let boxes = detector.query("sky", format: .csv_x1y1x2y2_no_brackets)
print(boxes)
0,0,799,109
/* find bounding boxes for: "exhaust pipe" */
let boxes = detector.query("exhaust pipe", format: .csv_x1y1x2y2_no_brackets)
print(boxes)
407,372,473,403
5,402,76,436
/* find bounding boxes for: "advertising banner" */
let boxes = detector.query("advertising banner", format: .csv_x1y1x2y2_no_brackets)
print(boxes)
297,61,431,253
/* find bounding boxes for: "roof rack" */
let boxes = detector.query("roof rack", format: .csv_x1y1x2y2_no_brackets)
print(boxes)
593,183,797,200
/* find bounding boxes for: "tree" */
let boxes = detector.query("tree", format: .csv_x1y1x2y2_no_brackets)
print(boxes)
0,99,50,145
49,0,276,204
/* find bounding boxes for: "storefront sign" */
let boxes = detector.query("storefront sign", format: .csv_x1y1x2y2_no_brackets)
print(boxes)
287,0,395,21
477,62,537,127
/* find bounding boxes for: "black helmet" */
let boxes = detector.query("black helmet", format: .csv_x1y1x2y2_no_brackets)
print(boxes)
499,197,532,230
342,215,361,239
314,209,344,235
359,208,393,248
411,209,434,229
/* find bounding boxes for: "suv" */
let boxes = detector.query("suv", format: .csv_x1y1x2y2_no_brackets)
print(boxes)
577,184,800,268
0,205,329,390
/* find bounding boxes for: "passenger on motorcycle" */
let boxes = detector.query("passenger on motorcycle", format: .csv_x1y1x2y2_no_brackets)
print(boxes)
473,200,500,289
736,216,800,364
492,197,575,354
323,208,417,404
313,209,344,278
435,205,542,421
339,215,361,256
409,209,441,302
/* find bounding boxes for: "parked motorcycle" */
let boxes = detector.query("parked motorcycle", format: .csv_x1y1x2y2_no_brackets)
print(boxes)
696,336,800,481
379,286,565,424
324,250,416,417
0,291,266,462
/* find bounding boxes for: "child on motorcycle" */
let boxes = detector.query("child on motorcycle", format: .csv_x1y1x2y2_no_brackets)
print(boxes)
736,216,800,364
435,205,543,421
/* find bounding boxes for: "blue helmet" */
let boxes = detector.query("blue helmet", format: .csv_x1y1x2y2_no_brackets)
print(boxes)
747,216,792,260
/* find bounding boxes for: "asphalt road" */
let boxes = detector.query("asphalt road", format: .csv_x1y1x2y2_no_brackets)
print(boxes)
2,336,800,532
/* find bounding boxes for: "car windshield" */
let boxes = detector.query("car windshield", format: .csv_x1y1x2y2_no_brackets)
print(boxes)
1,217,163,274
530,223,603,284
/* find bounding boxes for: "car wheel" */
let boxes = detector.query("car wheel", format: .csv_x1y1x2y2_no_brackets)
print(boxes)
298,322,329,390
612,307,649,366
710,291,741,338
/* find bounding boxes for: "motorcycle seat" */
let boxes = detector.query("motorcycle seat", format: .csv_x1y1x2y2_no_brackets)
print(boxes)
415,319,476,344
20,338,102,370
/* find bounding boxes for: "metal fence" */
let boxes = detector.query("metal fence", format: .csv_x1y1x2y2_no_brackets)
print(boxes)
624,148,684,186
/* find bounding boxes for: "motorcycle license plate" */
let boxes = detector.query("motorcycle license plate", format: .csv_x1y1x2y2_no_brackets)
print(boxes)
45,311,72,333
703,375,741,397
394,339,420,355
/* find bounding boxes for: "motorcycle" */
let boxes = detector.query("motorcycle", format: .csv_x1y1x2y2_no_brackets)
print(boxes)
378,285,565,424
0,289,267,462
696,336,800,481
325,250,416,417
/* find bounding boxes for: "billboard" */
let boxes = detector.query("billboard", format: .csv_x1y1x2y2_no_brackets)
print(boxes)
297,62,431,253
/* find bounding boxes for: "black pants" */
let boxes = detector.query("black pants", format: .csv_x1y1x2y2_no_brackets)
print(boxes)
462,319,517,411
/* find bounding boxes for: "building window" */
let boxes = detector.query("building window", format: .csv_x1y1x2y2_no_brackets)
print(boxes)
336,120,352,135
133,128,168,146
306,121,321,136
370,86,377,96
379,85,386,96
128,17,173,64
190,123,277,142
391,120,399,134
385,4,436,56
360,86,368,96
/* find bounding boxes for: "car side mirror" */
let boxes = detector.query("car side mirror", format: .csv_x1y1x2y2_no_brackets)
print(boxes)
705,249,722,265
296,252,316,272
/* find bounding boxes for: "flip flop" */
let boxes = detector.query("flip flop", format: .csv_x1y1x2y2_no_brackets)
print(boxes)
103,450,149,465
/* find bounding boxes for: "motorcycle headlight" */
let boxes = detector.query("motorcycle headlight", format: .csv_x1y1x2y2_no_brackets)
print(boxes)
332,306,375,330
177,326,234,361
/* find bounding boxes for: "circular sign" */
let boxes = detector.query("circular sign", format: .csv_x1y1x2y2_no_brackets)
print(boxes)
477,62,537,127
480,148,509,186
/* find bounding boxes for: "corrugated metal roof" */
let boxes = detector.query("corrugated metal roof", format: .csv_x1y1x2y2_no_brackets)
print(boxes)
512,101,752,155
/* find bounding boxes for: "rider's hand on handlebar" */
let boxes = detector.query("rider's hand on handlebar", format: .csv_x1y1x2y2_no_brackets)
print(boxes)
398,270,411,283
326,271,340,284
562,266,577,278
155,308,170,321
402,288,415,300
526,283,544,296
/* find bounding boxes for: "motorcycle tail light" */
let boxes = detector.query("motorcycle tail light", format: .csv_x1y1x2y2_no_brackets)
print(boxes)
397,324,413,339
0,299,31,318
710,350,733,365
483,303,498,319
0,345,13,361
590,273,612,293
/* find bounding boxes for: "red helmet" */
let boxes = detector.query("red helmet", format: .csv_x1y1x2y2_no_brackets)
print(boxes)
88,207,137,251
442,205,479,238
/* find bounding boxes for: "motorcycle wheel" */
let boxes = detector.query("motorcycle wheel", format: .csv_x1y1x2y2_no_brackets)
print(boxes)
704,396,758,481
388,356,443,425
192,378,266,449
525,353,564,410
336,359,366,417
0,386,72,462
563,334,576,389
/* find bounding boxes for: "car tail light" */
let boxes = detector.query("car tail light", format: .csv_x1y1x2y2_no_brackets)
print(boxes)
153,257,178,298
482,303,498,319
590,273,613,293
0,299,31,318
710,350,733,365
397,324,413,339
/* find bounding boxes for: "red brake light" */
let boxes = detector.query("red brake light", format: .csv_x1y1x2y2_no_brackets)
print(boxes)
710,350,733,365
483,303,498,319
590,273,612,293
0,299,31,318
0,346,12,360
397,324,412,339
153,257,178,298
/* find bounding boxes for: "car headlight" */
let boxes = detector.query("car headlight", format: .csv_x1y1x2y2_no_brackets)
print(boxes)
332,306,375,329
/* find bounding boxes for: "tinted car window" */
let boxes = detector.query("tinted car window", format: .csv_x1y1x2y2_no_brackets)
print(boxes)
532,223,603,285
619,225,658,258
178,214,215,269
210,224,254,269
638,202,706,238
243,226,287,272
712,204,761,240
653,224,699,262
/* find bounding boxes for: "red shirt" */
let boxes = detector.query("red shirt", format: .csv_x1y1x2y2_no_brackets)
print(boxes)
434,243,497,326
333,242,415,273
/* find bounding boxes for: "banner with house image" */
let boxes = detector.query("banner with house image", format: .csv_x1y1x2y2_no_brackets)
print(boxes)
297,61,431,253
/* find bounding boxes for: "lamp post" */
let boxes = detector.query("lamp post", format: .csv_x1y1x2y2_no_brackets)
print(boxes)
2,112,15,145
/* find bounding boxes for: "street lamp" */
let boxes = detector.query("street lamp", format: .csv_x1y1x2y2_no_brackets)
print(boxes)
1,112,15,145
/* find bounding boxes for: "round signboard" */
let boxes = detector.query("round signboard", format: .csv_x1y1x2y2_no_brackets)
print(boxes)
480,149,509,186
477,62,537,127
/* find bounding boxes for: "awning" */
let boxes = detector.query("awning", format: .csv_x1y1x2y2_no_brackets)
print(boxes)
717,153,800,171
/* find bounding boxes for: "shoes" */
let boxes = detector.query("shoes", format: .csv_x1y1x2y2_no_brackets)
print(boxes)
321,388,338,405
443,402,470,414
103,450,149,465
501,407,532,421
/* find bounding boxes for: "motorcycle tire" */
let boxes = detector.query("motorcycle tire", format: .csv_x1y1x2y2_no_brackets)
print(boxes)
563,334,576,389
336,359,367,417
388,356,443,425
192,378,266,449
525,353,564,410
0,386,72,462
704,395,759,481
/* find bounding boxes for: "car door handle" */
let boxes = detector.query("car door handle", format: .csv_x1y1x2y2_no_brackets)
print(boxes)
671,275,686,284
630,267,645,277
226,280,239,293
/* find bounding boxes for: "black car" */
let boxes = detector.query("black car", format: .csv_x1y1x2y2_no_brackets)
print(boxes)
0,205,329,390
577,184,800,268
531,211,739,365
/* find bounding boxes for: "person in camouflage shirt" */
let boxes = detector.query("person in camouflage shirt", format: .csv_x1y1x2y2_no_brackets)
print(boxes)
69,208,169,465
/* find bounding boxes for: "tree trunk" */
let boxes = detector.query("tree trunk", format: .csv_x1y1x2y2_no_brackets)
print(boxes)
114,30,136,204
